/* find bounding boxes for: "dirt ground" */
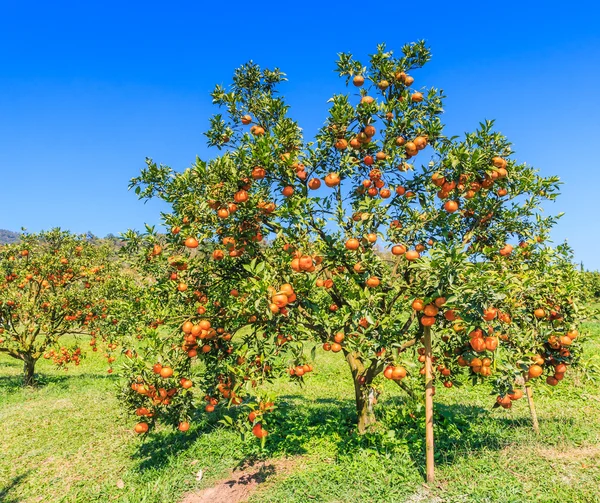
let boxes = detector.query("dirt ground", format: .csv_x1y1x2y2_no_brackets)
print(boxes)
180,457,297,503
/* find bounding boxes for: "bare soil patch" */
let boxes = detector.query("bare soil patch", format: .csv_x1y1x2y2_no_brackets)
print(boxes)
181,457,297,503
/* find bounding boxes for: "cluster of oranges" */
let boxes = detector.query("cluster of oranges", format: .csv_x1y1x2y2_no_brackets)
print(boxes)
180,319,232,358
248,401,275,438
411,297,448,327
43,346,82,369
268,283,296,315
288,363,314,377
322,331,346,353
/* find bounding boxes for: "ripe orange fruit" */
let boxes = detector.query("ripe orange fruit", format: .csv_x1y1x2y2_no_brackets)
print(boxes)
405,250,420,261
234,190,249,203
392,366,407,380
345,238,360,250
252,167,266,179
499,244,513,256
479,366,492,377
160,367,174,378
528,364,543,378
252,423,268,438
411,92,424,102
555,363,567,374
391,244,407,256
534,308,546,319
384,366,394,379
335,139,348,150
364,125,376,137
241,114,252,125
496,395,511,407
272,293,289,308
134,422,149,434
414,136,427,150
324,173,341,187
508,389,523,400
308,178,321,190
492,156,507,169
282,186,294,197
559,335,572,346
484,336,498,351
482,308,497,321
366,276,380,288
444,200,459,213
444,309,457,321
412,299,425,311
431,173,445,186
532,354,545,365
470,337,486,352
184,237,199,248
423,304,439,317
421,316,436,327
353,75,365,87
178,421,190,432
331,342,342,353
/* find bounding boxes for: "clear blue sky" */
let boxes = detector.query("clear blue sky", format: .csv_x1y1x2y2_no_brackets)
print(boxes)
1,1,599,269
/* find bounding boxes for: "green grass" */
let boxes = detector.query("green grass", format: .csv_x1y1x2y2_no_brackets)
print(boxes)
1,320,599,503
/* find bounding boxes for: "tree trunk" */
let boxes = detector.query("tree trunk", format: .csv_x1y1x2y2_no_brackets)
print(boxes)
424,325,435,483
345,351,379,434
354,378,377,434
22,353,37,386
525,385,540,434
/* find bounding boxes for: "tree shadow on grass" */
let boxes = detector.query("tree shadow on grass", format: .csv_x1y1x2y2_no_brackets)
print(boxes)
0,371,118,393
131,412,224,472
127,393,563,481
0,471,32,503
239,395,564,471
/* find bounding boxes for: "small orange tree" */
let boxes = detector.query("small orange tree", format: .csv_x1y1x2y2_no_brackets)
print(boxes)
0,229,138,385
121,42,585,459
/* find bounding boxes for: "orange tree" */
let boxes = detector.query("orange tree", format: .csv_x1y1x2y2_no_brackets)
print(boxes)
121,42,585,459
0,229,139,385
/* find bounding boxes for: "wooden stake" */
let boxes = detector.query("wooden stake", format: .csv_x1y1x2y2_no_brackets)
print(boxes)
525,385,540,434
424,325,435,483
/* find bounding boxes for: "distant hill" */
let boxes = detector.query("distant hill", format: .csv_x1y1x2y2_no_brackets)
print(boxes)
0,229,20,244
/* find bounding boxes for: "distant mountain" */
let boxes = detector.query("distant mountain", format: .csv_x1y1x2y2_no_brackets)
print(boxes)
0,229,20,245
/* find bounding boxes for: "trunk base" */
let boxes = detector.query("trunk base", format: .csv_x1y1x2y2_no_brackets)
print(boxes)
22,354,37,387
356,387,378,434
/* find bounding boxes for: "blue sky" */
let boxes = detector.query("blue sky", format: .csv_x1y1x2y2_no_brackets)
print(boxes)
1,1,599,269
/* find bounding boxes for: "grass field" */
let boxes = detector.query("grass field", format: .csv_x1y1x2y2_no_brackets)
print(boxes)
1,318,599,503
